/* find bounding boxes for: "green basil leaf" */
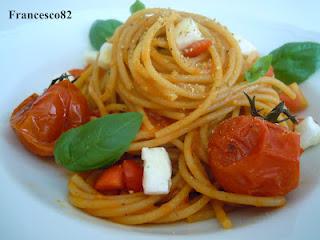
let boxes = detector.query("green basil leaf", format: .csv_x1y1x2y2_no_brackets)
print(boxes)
130,0,145,14
89,19,122,50
270,42,320,84
245,55,273,82
54,112,143,172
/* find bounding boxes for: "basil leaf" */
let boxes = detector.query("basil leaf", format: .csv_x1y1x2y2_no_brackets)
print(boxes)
270,42,320,84
89,19,122,50
245,55,273,82
54,112,143,172
130,0,145,14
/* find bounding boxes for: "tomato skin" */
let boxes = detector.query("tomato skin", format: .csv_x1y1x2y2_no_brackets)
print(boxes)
10,80,91,157
94,165,125,191
183,39,212,57
123,160,143,192
208,116,300,196
279,83,308,113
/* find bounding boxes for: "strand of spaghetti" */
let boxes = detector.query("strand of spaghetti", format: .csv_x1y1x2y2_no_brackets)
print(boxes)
184,131,231,227
152,110,186,120
170,139,184,151
129,106,233,151
110,185,192,224
199,124,209,149
134,130,155,141
151,48,182,73
104,103,128,112
152,196,210,223
184,132,209,184
115,21,133,90
154,86,220,138
152,37,168,48
74,65,93,89
197,126,209,163
70,174,98,194
85,195,162,218
128,81,203,109
101,66,117,102
211,200,233,229
88,60,106,115
186,205,216,223
165,72,212,84
117,83,163,109
257,77,296,99
69,194,146,209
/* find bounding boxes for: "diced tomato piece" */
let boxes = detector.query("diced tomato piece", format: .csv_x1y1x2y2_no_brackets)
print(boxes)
265,66,274,77
280,82,308,113
183,39,212,57
122,160,143,192
94,165,125,191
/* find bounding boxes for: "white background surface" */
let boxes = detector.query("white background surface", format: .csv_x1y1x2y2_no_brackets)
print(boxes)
1,1,320,240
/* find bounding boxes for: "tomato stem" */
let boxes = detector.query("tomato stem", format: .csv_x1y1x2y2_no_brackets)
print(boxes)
49,73,78,88
244,92,297,124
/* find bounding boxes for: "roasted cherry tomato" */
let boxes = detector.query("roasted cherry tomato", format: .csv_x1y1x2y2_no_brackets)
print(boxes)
208,115,300,196
10,80,91,157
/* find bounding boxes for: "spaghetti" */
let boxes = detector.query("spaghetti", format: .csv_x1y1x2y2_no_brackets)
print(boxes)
70,8,296,228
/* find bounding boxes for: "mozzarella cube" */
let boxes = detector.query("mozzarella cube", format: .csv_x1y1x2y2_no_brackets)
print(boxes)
233,34,257,55
141,147,172,195
175,18,203,50
98,42,113,69
295,116,320,149
84,50,98,65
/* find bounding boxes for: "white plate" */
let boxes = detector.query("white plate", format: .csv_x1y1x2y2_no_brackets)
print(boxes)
1,3,320,240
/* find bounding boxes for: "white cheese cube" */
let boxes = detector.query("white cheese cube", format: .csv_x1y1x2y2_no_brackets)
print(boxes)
141,147,172,195
98,42,112,69
175,18,203,50
296,116,320,149
233,34,257,55
84,50,98,65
